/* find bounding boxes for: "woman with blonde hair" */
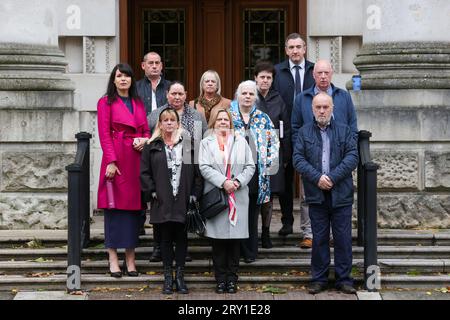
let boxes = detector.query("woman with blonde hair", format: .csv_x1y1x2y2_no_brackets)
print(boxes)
199,108,255,293
140,107,203,294
189,70,231,124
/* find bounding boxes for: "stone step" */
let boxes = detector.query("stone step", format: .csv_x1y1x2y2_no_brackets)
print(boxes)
2,229,450,248
1,245,450,261
0,273,449,291
0,258,448,275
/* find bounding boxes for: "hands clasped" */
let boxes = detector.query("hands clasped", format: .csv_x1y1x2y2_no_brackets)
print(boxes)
318,175,334,190
223,179,240,194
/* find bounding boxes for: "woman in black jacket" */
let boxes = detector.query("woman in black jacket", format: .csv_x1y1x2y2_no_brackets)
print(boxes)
140,107,203,294
254,60,292,248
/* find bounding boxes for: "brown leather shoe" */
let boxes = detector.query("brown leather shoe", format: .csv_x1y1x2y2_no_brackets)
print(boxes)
299,238,312,249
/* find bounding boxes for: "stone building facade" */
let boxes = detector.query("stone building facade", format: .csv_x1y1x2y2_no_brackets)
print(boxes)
0,0,449,229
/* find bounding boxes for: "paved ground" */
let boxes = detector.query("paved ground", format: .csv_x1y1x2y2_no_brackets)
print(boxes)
2,287,449,300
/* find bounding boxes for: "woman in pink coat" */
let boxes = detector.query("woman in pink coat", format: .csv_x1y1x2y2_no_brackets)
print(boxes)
97,63,150,277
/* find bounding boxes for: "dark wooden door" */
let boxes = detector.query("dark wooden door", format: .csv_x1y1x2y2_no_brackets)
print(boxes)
127,0,305,100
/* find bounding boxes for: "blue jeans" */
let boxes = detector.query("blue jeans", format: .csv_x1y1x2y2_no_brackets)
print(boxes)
309,192,353,287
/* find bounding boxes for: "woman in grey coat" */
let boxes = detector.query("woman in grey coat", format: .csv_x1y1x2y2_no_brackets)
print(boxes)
198,109,255,294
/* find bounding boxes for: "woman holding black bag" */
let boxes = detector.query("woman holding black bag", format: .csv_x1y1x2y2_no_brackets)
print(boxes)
140,107,203,295
198,109,255,294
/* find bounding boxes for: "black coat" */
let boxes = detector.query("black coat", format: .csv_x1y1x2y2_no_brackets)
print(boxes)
273,59,315,116
140,137,203,224
256,89,292,194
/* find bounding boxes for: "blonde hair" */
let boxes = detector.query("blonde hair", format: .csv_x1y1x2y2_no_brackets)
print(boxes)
208,108,235,130
148,108,183,144
198,70,222,98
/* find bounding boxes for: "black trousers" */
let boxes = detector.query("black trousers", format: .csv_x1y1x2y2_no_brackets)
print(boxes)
159,222,187,269
211,239,241,283
152,223,161,247
240,193,260,260
279,162,294,226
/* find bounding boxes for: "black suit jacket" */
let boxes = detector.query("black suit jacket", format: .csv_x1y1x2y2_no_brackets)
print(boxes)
273,59,315,116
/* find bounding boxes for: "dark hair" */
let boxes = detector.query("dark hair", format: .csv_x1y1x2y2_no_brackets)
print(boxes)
106,63,140,105
285,33,305,46
167,81,186,92
253,60,276,78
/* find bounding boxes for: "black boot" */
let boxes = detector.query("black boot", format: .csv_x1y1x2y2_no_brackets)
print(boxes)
162,267,174,294
175,266,189,294
149,244,162,262
261,227,273,249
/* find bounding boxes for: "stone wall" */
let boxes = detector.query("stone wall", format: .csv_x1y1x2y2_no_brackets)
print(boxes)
0,144,77,229
352,89,450,229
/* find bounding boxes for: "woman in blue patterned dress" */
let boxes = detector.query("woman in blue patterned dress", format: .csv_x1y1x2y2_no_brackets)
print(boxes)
230,80,280,263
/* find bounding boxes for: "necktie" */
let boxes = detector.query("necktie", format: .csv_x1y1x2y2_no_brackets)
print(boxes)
294,65,302,94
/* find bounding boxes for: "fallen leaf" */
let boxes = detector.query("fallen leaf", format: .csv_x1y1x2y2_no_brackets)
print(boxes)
146,271,156,275
26,239,44,249
26,272,55,278
262,286,287,294
28,257,53,263
426,292,432,295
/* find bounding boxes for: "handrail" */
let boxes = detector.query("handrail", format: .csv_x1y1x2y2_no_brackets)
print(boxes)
356,130,380,291
357,130,372,246
66,132,92,292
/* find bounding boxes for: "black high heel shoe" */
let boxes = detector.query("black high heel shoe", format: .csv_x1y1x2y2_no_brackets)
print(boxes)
122,260,139,277
108,262,122,278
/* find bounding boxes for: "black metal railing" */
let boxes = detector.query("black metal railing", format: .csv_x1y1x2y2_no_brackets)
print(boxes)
357,130,379,291
66,132,92,292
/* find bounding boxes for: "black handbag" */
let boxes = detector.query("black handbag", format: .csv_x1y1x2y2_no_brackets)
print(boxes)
199,186,229,219
200,137,234,219
185,201,206,235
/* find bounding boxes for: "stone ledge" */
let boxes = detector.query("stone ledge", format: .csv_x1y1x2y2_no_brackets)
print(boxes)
352,42,450,90
0,91,73,110
0,110,80,142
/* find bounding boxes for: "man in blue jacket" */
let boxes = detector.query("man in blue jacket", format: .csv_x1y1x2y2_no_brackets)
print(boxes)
273,33,315,239
291,60,358,249
293,92,358,294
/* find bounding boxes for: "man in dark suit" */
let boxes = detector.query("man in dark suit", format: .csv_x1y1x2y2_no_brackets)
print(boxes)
273,33,315,244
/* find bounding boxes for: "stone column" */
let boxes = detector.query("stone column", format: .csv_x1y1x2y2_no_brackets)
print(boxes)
0,0,78,229
351,0,450,228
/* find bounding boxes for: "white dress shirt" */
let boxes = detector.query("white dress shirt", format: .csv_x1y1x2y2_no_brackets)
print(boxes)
289,59,305,92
